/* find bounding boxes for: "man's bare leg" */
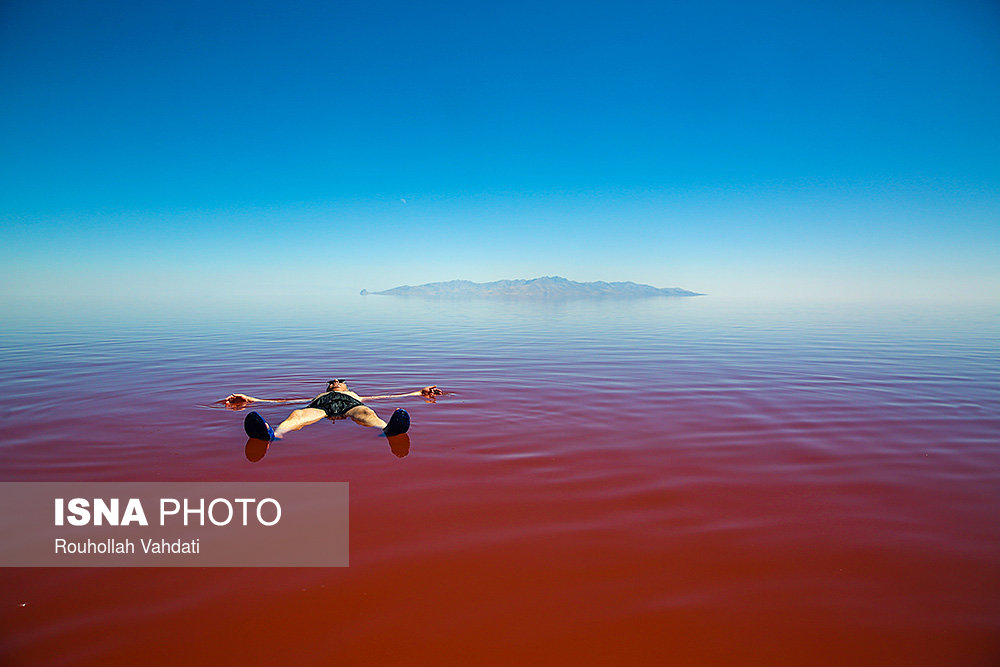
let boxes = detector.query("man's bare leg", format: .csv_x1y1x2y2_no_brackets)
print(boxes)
273,408,328,439
345,405,387,429
347,405,410,436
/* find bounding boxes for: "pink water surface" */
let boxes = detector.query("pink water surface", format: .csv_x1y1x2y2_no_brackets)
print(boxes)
1,298,998,665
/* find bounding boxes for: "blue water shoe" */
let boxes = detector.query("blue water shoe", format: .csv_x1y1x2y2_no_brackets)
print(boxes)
383,408,410,437
244,411,275,441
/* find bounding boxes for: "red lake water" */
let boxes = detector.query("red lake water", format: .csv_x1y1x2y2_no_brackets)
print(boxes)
1,297,998,665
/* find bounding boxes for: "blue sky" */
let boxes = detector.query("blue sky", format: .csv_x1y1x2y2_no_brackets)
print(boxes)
1,0,998,305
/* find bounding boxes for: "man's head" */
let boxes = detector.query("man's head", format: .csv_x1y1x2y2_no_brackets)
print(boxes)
327,379,348,392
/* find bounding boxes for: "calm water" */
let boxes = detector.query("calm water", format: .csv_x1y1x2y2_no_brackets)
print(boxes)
1,297,999,665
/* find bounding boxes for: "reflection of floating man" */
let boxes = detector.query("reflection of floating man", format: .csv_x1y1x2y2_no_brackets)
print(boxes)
224,379,443,440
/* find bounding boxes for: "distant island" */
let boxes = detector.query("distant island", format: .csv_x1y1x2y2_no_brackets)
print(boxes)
361,276,703,298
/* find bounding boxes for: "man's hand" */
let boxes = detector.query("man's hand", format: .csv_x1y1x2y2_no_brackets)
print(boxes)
225,393,254,406
419,386,444,402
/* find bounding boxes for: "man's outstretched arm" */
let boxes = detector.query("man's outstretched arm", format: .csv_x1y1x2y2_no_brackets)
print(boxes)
222,393,313,407
359,386,444,401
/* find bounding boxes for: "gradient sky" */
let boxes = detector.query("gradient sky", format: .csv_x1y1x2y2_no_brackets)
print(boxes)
1,0,998,306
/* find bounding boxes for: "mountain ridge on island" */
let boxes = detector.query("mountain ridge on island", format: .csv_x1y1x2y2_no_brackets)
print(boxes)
361,276,703,298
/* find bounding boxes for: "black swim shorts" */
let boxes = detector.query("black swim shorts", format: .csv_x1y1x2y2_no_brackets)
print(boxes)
307,391,365,418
